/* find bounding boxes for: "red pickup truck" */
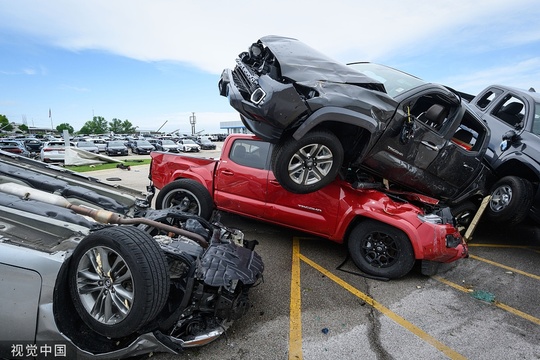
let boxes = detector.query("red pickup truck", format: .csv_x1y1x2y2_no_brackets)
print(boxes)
149,134,467,279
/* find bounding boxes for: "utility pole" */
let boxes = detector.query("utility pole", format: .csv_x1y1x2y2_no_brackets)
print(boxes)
189,112,196,136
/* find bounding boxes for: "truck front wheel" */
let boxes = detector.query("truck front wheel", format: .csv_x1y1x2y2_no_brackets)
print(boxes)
155,179,214,220
485,176,533,225
347,220,415,279
272,130,344,194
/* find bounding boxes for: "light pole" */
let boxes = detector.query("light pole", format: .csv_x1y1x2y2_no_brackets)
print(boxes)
189,112,196,136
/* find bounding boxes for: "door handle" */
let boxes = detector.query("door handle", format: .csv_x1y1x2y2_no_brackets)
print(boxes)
221,170,234,176
420,141,439,151
463,163,474,171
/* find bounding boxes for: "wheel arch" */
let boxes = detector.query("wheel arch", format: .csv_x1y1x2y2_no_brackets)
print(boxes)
341,213,424,261
292,106,377,139
492,158,540,185
169,173,214,196
291,106,376,163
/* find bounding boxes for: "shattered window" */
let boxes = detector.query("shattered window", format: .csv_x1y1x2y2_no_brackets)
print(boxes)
347,63,425,98
476,90,502,109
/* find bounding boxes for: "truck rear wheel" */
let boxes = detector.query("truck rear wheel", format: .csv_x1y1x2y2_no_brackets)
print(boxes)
272,130,344,194
485,176,533,225
348,220,415,279
155,179,214,220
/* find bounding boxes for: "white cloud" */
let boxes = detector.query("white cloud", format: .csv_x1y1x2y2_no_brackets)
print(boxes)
442,58,540,94
1,0,539,73
2,0,540,131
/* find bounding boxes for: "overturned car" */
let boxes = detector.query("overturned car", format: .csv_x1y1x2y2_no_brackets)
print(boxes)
0,151,263,359
219,35,491,209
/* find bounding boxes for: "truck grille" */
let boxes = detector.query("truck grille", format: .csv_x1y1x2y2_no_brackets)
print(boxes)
232,60,260,98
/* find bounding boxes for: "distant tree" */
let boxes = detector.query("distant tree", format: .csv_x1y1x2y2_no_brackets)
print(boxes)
56,123,74,135
109,118,137,134
18,124,29,132
79,116,108,134
0,114,13,132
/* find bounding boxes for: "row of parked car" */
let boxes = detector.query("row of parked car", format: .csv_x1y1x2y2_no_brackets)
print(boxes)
0,136,220,163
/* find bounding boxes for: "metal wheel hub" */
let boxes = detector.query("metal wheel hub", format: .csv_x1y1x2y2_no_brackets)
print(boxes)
288,143,333,185
165,190,200,215
76,246,134,325
362,233,398,268
490,185,512,212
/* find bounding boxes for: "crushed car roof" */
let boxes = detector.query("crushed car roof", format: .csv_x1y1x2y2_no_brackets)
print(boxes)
259,35,386,91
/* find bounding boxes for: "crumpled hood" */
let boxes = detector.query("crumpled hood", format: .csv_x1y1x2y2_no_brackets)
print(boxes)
259,35,386,92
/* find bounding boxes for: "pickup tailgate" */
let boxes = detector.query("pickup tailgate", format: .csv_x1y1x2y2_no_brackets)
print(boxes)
150,152,218,191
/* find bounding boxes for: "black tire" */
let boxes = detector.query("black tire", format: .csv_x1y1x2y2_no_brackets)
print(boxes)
155,178,214,219
272,130,344,194
68,226,170,338
485,176,533,225
450,201,477,236
347,220,415,279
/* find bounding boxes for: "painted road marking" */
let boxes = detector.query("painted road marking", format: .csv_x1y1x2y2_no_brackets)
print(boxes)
288,237,466,360
289,237,303,360
468,254,540,281
433,275,540,326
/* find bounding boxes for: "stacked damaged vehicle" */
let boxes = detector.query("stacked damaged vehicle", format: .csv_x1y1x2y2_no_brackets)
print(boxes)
0,150,263,359
219,35,493,225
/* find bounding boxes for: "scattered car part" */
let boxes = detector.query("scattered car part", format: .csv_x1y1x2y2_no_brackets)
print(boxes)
0,152,264,359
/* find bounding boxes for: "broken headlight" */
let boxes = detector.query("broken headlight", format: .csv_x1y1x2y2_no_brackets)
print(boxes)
417,207,454,225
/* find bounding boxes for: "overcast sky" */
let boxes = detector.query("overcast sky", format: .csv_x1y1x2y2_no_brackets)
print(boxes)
1,0,539,134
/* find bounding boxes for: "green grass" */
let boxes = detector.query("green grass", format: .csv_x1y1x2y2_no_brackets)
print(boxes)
65,159,151,172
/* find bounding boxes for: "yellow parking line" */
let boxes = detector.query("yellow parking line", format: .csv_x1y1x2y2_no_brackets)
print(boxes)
298,254,466,360
432,276,540,326
289,237,303,360
468,244,540,249
468,254,540,281
467,243,540,254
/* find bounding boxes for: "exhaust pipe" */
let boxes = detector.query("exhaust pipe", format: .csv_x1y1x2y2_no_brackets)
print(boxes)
0,182,209,247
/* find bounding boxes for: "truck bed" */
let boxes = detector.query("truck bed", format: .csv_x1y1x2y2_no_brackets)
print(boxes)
149,151,218,190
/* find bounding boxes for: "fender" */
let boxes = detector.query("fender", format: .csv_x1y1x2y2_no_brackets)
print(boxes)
332,205,426,259
292,106,378,140
491,150,540,180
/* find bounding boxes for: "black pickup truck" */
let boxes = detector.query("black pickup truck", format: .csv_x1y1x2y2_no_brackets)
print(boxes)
219,35,491,217
464,85,540,225
219,36,489,205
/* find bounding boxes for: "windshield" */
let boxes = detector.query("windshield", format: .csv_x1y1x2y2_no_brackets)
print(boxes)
162,140,176,145
137,141,152,146
108,141,125,147
347,62,426,98
78,142,95,147
183,139,196,144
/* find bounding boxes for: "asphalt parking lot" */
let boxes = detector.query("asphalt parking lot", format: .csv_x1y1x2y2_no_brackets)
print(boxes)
87,149,540,360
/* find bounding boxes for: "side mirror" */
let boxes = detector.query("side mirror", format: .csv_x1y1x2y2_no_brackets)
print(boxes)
502,130,518,141
500,130,520,152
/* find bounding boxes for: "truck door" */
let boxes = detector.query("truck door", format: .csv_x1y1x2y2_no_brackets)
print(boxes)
216,137,339,236
363,91,488,201
214,139,271,218
265,171,340,237
475,90,529,165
